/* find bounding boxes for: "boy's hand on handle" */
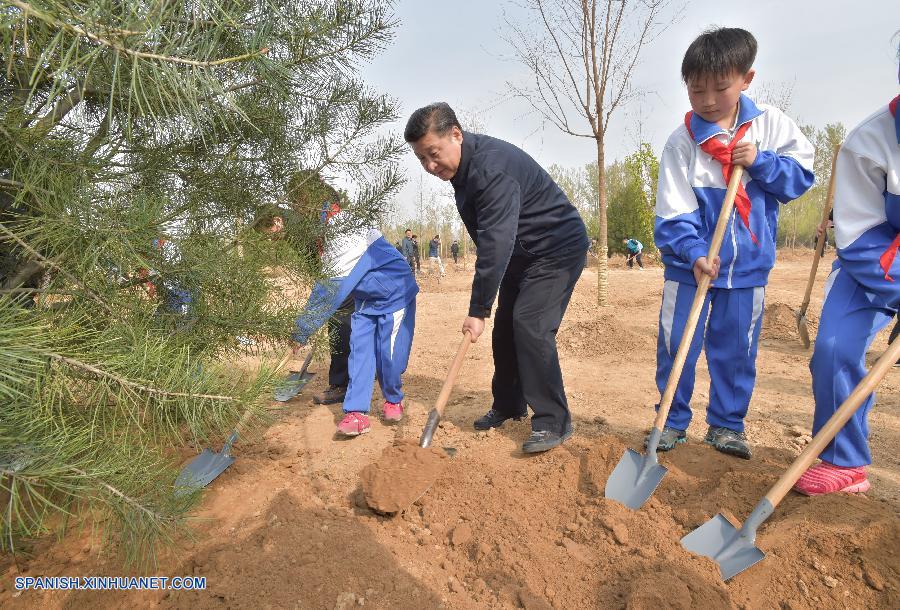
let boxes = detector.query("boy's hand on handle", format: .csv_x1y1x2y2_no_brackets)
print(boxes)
290,340,305,357
731,141,757,168
693,256,720,284
462,316,484,342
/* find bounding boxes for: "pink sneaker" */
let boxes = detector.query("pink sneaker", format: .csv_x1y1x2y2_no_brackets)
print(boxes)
336,413,370,436
382,401,403,422
793,461,870,496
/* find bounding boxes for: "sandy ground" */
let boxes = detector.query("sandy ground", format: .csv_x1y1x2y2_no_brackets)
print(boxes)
2,249,898,609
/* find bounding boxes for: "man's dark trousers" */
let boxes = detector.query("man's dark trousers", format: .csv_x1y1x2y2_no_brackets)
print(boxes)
490,244,585,434
327,296,354,387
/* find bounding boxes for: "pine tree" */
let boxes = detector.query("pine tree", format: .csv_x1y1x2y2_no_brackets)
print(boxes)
0,0,403,566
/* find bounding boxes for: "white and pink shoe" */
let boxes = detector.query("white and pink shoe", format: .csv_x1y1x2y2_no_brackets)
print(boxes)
793,461,870,496
336,413,370,436
382,401,403,422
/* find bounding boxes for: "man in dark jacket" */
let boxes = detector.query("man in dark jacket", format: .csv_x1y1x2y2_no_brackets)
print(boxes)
401,229,417,273
405,102,589,453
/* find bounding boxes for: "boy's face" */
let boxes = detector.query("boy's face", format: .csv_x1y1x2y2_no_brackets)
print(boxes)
405,230,412,238
687,69,755,127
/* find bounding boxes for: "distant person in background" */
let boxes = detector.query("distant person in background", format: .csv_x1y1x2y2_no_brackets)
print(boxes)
411,234,422,273
451,240,460,264
623,237,645,270
428,234,446,276
401,228,417,272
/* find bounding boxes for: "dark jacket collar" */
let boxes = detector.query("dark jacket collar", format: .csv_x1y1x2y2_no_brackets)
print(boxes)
450,131,475,190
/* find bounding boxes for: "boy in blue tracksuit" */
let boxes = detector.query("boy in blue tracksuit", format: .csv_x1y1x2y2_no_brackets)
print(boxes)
650,28,814,458
293,205,418,436
794,77,900,495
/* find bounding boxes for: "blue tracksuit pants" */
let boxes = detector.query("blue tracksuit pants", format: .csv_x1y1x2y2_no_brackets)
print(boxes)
656,280,766,432
343,299,416,413
810,267,894,467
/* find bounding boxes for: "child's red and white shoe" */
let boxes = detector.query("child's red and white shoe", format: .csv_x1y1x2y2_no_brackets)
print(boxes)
793,461,869,496
382,401,403,422
336,413,370,436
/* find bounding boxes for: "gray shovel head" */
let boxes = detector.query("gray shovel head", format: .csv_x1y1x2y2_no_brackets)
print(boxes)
604,448,668,510
174,444,236,498
681,513,765,581
273,371,314,402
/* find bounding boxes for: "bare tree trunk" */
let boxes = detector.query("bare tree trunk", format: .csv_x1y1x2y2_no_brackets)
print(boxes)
596,136,609,306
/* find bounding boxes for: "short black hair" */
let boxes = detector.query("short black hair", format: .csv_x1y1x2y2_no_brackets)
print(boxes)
681,27,757,83
404,102,462,143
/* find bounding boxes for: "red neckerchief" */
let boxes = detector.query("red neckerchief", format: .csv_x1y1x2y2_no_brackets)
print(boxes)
317,202,342,256
685,112,758,245
879,95,900,281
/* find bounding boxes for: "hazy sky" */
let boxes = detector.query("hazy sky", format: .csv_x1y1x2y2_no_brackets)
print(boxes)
361,1,899,218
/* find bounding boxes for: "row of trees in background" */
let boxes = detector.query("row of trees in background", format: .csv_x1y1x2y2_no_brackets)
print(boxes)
777,122,846,248
545,119,847,264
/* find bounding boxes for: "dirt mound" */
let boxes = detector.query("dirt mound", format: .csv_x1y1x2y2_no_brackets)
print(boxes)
360,440,449,513
558,316,655,356
761,302,818,341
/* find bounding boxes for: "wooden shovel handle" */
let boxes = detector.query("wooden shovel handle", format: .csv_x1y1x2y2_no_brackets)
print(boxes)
765,335,900,506
433,332,473,419
799,144,841,314
653,166,745,432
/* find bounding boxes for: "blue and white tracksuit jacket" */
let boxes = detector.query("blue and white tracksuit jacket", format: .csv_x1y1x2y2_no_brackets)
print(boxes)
810,99,900,467
293,211,418,414
654,95,814,432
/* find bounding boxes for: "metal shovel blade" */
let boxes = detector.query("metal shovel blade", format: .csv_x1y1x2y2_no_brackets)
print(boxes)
273,371,314,402
681,513,765,581
604,448,668,510
174,435,237,498
796,312,811,349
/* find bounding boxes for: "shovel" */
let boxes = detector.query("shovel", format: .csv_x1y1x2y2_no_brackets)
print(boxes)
605,166,745,510
420,331,472,448
361,332,471,514
174,349,303,496
273,350,315,402
797,144,840,348
682,334,900,580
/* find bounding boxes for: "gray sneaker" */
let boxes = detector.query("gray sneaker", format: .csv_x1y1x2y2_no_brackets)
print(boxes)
704,426,752,460
644,426,686,451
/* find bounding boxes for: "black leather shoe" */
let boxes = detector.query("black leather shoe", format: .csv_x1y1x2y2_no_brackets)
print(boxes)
313,385,347,405
473,408,525,431
522,423,574,454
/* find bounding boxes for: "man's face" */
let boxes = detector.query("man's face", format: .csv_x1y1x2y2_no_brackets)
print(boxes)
405,230,412,239
411,126,464,181
687,69,754,127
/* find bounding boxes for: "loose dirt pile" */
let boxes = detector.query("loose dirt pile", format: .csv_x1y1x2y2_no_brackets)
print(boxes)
360,440,449,514
761,302,818,342
558,316,655,356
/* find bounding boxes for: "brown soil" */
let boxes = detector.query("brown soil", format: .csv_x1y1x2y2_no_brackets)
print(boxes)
761,301,818,341
2,250,898,610
361,440,449,514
